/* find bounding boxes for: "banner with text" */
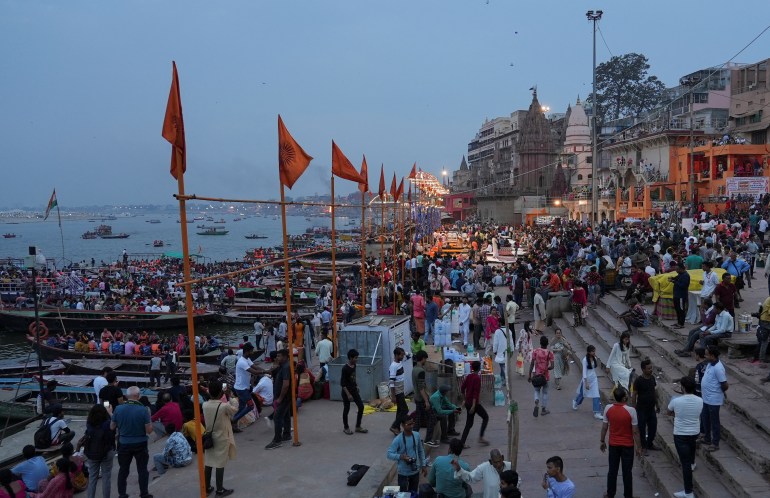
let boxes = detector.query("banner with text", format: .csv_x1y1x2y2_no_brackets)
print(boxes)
725,177,769,196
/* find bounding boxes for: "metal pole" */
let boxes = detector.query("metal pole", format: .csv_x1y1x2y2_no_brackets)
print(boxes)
32,264,45,415
587,10,603,228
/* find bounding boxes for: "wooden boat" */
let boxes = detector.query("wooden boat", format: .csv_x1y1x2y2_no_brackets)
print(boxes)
297,258,359,270
26,336,225,365
81,231,98,239
216,310,312,325
2,233,17,239
100,233,130,239
59,358,220,381
148,219,161,224
197,227,228,236
0,309,216,332
0,359,64,378
244,234,268,239
153,240,164,247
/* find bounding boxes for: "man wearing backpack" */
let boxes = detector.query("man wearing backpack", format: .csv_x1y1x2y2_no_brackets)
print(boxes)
37,407,75,448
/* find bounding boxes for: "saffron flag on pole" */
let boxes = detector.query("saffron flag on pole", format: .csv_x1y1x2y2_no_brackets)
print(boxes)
408,163,417,179
44,189,57,221
331,141,364,184
162,61,186,180
396,178,404,202
278,115,314,189
390,173,397,200
378,165,385,198
358,155,369,193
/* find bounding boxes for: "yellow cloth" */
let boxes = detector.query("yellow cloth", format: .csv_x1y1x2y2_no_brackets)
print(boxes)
760,297,770,322
648,268,727,302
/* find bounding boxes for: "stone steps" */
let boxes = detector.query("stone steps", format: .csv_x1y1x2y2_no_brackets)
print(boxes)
573,296,770,497
553,315,734,498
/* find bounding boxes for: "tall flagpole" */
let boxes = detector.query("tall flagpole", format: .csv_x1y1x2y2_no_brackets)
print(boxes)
391,199,398,315
330,176,338,352
56,202,65,267
380,195,385,310
164,61,206,498
280,185,301,446
360,190,366,316
400,200,405,290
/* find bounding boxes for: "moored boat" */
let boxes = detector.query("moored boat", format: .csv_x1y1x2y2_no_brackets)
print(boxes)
197,227,228,235
26,335,225,364
59,358,220,380
153,240,164,247
244,234,268,239
2,233,17,239
0,308,216,332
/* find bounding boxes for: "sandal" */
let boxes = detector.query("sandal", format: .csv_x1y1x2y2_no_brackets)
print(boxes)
343,428,353,435
216,489,234,497
355,426,368,433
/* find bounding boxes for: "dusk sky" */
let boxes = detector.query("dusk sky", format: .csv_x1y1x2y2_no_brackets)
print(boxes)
1,1,769,208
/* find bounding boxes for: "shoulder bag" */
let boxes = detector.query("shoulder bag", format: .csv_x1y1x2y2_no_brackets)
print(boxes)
202,404,221,450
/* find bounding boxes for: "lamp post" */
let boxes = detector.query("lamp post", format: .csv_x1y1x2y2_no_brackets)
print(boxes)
587,9,603,227
442,168,448,188
680,75,702,215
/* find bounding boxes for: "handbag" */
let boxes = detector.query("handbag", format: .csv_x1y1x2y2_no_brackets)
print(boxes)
202,404,221,450
531,374,547,387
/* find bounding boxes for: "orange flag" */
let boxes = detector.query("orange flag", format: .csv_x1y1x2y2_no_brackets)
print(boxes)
390,173,397,200
331,141,364,184
278,115,313,189
358,155,369,193
408,163,417,179
162,61,186,180
396,177,404,202
378,165,385,198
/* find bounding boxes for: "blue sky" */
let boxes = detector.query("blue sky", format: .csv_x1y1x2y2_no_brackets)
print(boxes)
1,0,768,207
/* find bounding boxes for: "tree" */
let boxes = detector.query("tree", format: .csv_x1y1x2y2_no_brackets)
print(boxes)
586,53,665,123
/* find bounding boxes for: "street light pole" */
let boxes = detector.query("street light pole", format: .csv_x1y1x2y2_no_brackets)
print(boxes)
587,9,603,228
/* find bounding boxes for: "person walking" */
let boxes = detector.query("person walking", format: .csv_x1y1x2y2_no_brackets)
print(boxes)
600,387,642,498
231,343,261,432
631,359,660,454
550,328,572,390
667,376,703,498
111,386,153,498
573,345,603,420
202,382,236,496
80,404,115,498
411,350,437,446
388,347,409,436
341,349,367,435
459,361,489,448
386,415,427,493
492,324,514,382
700,345,728,452
515,321,533,377
528,335,554,417
458,296,472,348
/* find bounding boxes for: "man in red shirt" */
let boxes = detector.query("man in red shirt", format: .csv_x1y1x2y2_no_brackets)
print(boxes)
713,273,736,317
459,361,489,448
528,335,555,417
600,387,642,498
151,392,183,439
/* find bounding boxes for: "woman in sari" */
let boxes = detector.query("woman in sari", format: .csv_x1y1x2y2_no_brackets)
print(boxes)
606,331,633,389
515,321,534,376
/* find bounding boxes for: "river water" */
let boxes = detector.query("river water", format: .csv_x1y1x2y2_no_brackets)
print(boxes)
0,212,356,362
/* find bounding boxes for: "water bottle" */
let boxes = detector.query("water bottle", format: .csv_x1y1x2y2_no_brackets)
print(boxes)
494,389,505,406
467,343,474,355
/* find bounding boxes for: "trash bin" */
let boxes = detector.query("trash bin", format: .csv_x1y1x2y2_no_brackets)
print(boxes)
327,355,382,401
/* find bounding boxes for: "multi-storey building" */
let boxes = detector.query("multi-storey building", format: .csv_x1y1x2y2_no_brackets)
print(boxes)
730,58,769,144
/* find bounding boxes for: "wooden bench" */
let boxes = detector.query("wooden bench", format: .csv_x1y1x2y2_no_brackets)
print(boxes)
721,334,756,359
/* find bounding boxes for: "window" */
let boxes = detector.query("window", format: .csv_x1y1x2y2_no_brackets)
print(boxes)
538,175,544,187
586,156,593,164
577,174,583,180
588,174,593,179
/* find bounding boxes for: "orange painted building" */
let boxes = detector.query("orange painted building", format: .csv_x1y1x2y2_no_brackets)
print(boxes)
615,143,770,219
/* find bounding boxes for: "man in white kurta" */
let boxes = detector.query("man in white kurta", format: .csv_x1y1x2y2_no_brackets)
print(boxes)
454,449,511,498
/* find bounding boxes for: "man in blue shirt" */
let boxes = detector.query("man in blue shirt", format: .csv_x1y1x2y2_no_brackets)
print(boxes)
386,415,427,493
699,302,734,348
430,438,471,498
112,385,153,498
11,445,49,493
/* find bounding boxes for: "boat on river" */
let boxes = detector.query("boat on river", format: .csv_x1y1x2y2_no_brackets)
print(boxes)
2,233,17,239
197,227,228,235
26,336,226,365
59,358,220,380
0,308,216,332
245,234,268,239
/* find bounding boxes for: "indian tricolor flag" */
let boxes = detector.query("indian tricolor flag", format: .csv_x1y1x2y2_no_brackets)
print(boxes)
44,190,58,221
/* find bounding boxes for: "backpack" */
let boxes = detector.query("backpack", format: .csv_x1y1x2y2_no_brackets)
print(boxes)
34,417,56,449
82,424,114,461
297,372,313,401
346,464,370,486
